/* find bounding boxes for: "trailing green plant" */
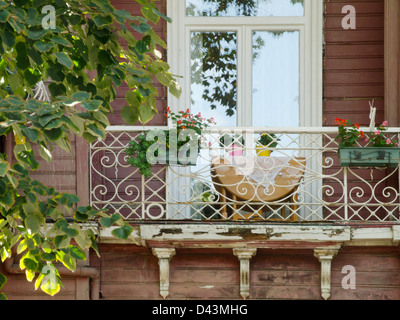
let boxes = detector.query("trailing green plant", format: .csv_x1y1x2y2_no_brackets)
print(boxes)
126,133,154,178
0,0,180,297
126,109,216,177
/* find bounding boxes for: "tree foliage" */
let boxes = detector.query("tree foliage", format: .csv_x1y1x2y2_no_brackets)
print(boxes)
0,0,180,297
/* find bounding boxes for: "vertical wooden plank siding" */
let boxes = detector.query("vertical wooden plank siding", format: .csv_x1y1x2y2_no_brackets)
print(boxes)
109,0,168,126
323,0,389,214
0,260,80,300
76,136,90,207
5,0,400,301
384,0,400,126
324,0,385,126
88,245,400,300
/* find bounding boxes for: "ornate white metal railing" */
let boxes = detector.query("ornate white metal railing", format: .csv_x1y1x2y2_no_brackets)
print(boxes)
89,126,400,223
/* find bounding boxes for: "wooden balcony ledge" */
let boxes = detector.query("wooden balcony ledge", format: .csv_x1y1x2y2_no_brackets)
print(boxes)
99,221,400,249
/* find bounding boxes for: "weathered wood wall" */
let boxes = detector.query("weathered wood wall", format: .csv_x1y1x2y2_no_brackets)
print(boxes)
0,262,89,300
3,0,400,301
324,0,385,126
3,244,400,300
87,244,400,300
108,0,167,126
323,0,390,216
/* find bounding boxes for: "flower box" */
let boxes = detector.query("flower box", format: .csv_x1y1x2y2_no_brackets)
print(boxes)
339,147,400,168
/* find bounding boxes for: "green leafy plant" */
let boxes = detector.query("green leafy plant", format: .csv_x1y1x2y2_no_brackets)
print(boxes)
126,133,154,178
191,181,218,220
126,109,216,177
334,118,364,148
0,272,6,300
219,133,244,147
0,0,180,298
257,133,280,148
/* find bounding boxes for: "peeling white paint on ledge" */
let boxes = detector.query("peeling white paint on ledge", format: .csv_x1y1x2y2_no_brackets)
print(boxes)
98,223,400,248
139,224,351,242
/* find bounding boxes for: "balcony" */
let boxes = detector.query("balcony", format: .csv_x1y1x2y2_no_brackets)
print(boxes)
89,126,400,225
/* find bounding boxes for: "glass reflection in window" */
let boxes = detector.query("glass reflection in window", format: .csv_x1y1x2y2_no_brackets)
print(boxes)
186,0,304,17
190,31,238,127
252,31,300,127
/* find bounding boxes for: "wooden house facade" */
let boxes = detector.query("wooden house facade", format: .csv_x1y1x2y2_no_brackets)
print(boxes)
2,0,400,300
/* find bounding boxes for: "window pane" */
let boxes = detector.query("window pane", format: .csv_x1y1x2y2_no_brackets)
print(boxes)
186,0,304,17
190,32,238,126
252,31,300,127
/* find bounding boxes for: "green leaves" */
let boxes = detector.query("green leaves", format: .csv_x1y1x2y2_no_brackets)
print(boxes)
99,213,122,228
0,187,15,209
34,41,55,52
1,28,15,47
112,225,134,240
35,264,62,296
72,91,92,101
14,0,29,7
121,105,139,125
82,100,102,112
0,159,10,177
69,246,86,260
16,150,40,171
97,212,135,241
51,36,72,48
48,83,67,96
0,0,177,298
26,29,48,40
24,68,41,86
0,273,7,300
136,35,151,54
0,9,10,23
98,50,114,66
55,219,78,238
25,213,43,235
94,14,113,27
54,52,74,69
23,201,44,234
131,22,152,34
0,1,8,9
16,41,30,70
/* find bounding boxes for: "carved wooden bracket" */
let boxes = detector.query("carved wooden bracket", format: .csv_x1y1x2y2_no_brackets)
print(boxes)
152,248,176,299
314,247,340,300
233,248,257,300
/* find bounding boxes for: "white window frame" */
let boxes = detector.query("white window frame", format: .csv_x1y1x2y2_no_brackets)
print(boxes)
166,1,324,220
167,0,324,128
